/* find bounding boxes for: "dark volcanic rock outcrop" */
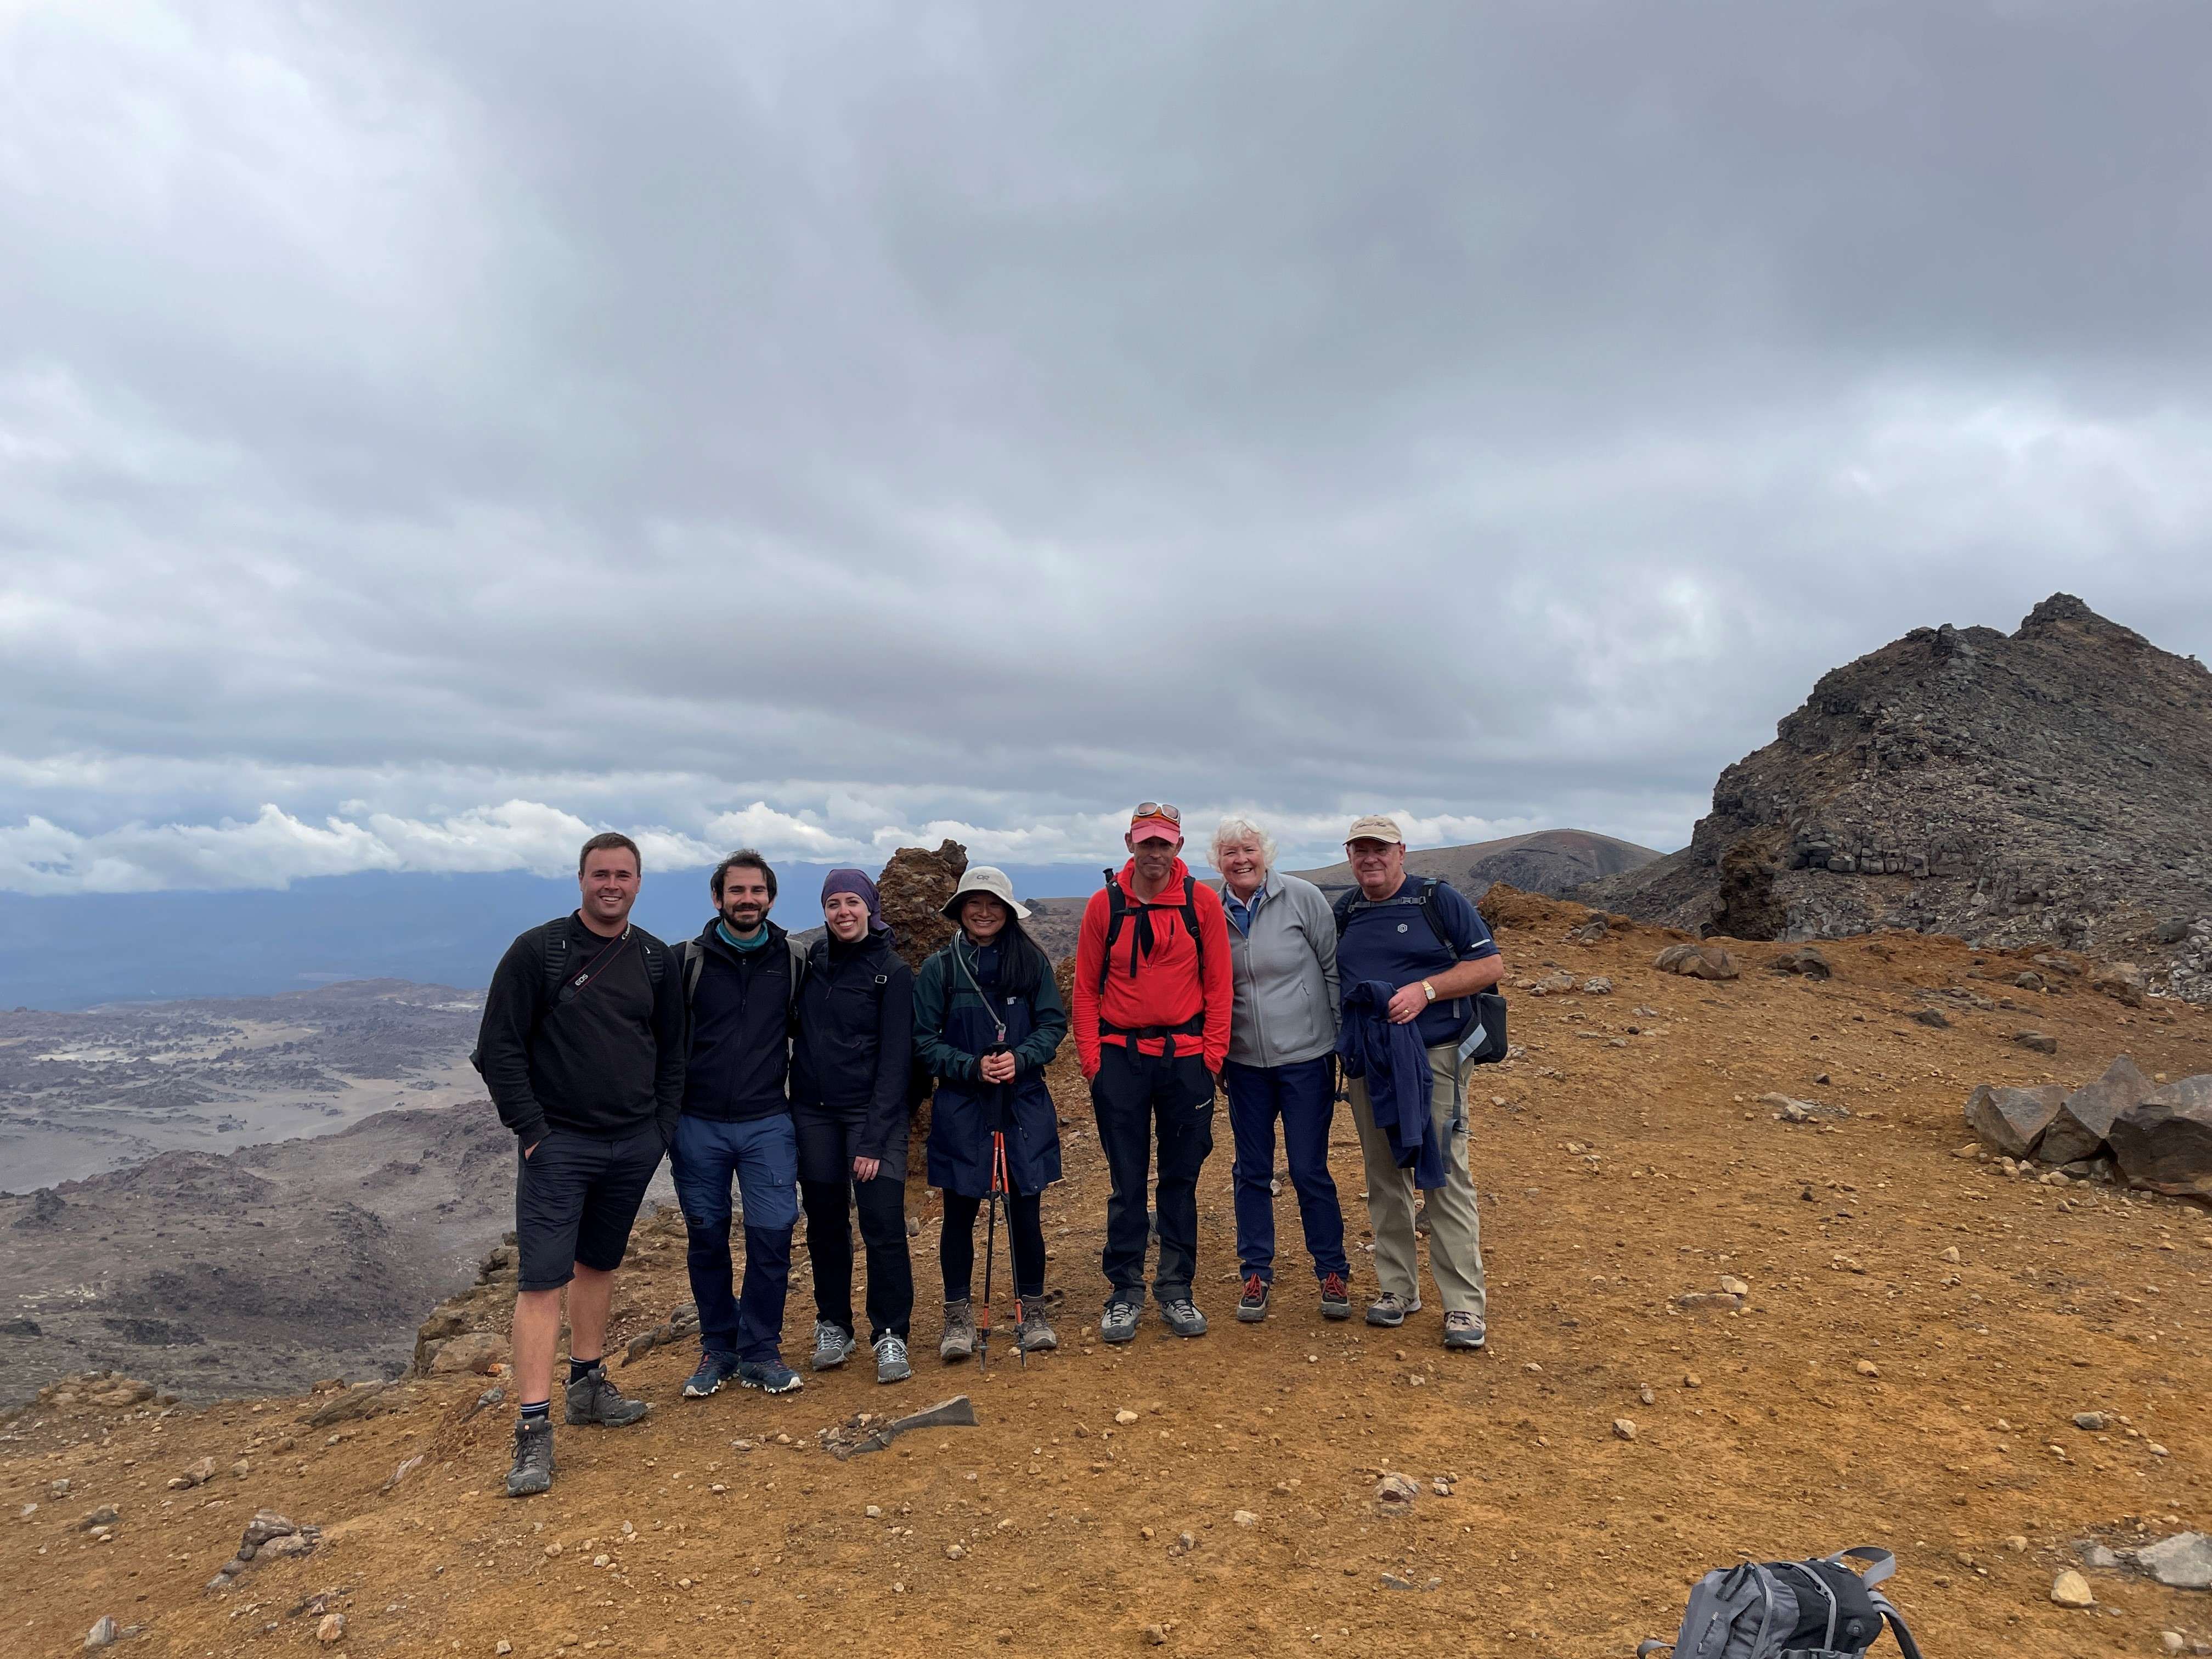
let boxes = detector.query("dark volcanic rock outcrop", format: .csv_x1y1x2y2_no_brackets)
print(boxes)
1573,596,2212,997
876,840,967,974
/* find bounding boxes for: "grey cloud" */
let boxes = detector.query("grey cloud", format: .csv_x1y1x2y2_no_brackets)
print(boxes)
4,2,2211,890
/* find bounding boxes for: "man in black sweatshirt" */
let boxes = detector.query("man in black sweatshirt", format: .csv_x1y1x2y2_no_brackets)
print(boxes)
668,849,809,1401
476,832,685,1498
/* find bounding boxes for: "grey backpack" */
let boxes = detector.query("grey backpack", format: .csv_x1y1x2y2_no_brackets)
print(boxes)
1639,1547,1924,1659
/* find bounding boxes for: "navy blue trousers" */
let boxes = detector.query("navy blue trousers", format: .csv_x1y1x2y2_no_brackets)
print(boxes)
1223,1056,1348,1283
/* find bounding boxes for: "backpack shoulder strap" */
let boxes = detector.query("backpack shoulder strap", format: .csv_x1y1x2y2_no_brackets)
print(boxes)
1331,888,1357,938
673,938,706,1007
786,935,809,1013
540,924,572,1001
1098,868,1125,994
1181,889,1204,969
637,934,664,988
1415,877,1457,952
1869,1594,1922,1659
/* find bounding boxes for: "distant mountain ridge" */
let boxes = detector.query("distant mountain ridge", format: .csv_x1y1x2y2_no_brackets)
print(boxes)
1571,594,2212,1000
1012,828,1665,960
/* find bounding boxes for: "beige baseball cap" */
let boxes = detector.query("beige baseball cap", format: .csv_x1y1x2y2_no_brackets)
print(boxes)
1344,814,1405,846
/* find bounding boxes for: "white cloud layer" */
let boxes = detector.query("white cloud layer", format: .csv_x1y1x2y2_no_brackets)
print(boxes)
6,3,2212,894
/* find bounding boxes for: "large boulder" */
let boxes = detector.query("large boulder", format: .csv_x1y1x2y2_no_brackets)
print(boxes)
2090,961,2147,1007
1962,1084,2066,1159
2108,1075,2212,1198
1653,943,1740,980
2039,1054,2152,1166
876,840,967,974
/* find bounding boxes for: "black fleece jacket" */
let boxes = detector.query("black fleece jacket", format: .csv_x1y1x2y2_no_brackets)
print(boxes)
679,921,798,1122
789,930,914,1161
476,914,686,1147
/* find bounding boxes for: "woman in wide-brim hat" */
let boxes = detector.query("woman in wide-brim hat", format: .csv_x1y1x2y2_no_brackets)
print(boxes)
911,866,1069,1361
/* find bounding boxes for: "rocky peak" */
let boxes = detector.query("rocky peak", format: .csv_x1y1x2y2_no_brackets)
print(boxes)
1573,596,2212,997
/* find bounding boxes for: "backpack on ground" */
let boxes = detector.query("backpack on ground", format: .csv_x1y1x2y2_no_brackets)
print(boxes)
1331,879,1509,1067
1097,867,1205,993
1638,1547,1923,1659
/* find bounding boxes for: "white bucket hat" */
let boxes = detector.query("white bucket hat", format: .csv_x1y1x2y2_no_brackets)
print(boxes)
941,865,1031,921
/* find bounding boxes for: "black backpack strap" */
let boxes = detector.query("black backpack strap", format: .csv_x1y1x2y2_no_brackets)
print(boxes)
638,935,664,988
540,927,572,1001
1867,1592,1921,1659
1181,893,1203,972
1331,888,1356,937
786,935,809,1015
674,939,705,1007
1098,868,1125,994
1414,877,1456,952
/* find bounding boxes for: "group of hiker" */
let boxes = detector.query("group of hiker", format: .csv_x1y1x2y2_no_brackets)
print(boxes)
474,804,1508,1497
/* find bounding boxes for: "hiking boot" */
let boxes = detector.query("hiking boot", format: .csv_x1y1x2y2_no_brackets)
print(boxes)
1014,1303,1058,1353
939,1300,976,1362
873,1335,912,1384
1235,1276,1271,1322
565,1363,649,1427
810,1322,857,1372
1365,1291,1421,1329
1443,1311,1487,1351
1159,1299,1209,1338
1319,1273,1351,1321
504,1418,554,1497
1099,1300,1141,1345
735,1358,802,1395
681,1351,739,1399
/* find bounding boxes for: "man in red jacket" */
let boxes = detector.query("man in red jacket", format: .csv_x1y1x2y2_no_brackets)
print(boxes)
1073,803,1233,1342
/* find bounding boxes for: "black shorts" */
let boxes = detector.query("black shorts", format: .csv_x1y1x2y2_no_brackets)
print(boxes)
793,1104,909,1186
514,1123,666,1291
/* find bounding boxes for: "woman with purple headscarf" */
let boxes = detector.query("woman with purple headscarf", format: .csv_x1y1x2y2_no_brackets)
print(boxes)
790,868,917,1384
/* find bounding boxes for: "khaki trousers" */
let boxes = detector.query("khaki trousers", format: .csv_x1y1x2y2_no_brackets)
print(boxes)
1345,1041,1486,1319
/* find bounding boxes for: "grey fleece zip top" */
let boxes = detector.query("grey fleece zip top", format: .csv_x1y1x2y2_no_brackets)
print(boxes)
1218,870,1340,1068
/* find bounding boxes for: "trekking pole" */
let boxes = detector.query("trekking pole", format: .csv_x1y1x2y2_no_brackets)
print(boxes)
979,1127,1006,1374
993,1128,1026,1370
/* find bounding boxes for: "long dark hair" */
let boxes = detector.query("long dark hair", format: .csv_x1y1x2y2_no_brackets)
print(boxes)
960,907,1049,998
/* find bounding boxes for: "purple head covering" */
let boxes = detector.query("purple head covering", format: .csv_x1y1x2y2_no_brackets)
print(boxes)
821,868,894,945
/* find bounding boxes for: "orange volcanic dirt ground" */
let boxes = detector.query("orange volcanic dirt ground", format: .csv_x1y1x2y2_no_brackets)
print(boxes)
5,895,2212,1658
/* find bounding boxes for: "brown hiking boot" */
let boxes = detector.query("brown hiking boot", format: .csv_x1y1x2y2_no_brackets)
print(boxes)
939,1299,976,1362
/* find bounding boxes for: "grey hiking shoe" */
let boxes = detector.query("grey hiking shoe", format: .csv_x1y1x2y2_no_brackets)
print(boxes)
810,1322,857,1372
873,1334,912,1383
1365,1291,1420,1328
1442,1311,1487,1351
1159,1299,1208,1338
939,1300,976,1362
565,1363,649,1427
1099,1301,1140,1345
504,1419,554,1497
1014,1304,1058,1353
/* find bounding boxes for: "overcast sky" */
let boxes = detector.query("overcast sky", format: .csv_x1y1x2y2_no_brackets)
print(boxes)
5,2,2211,895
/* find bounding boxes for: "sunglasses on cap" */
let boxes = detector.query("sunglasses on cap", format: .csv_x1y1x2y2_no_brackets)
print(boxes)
1132,803,1182,823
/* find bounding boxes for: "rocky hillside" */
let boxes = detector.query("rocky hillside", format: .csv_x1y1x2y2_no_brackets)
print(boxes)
0,1105,521,1406
1292,827,1662,901
1573,595,2212,997
7,895,2212,1659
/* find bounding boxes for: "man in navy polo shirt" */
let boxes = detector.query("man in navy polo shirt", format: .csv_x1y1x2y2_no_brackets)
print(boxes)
1333,814,1505,1350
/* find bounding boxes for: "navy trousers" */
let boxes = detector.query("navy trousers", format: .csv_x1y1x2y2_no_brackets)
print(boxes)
670,1113,799,1363
1223,1056,1348,1284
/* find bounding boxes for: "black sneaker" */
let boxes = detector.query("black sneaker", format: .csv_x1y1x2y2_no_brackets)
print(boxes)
1099,1301,1141,1345
681,1352,739,1399
1319,1272,1352,1321
504,1419,554,1497
1159,1299,1208,1338
1235,1276,1271,1322
565,1363,650,1427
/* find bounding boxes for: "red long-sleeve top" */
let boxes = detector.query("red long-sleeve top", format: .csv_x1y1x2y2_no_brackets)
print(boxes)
1071,857,1234,1077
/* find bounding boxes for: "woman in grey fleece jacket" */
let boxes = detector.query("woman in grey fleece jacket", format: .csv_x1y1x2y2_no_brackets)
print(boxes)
1212,817,1352,1324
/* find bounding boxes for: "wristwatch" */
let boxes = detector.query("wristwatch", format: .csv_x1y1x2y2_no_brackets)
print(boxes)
1421,980,1436,1003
